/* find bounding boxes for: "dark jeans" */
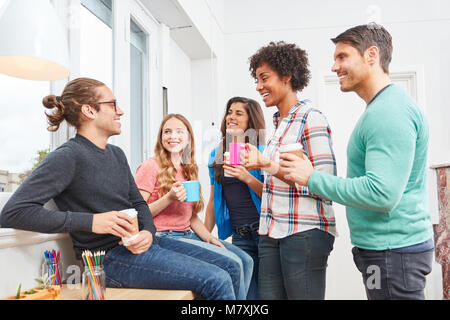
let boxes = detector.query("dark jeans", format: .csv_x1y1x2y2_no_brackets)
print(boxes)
232,231,260,300
258,228,335,300
352,246,434,300
103,236,240,300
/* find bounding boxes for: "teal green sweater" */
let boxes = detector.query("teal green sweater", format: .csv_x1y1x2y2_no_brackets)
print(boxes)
308,84,433,250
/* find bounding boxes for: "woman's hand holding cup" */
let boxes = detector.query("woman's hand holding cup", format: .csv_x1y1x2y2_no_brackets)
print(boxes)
244,143,273,172
168,181,187,202
224,160,252,183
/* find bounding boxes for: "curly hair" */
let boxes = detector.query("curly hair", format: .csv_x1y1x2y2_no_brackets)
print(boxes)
249,41,311,92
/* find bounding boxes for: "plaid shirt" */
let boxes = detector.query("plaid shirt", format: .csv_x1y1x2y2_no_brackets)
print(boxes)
259,100,338,238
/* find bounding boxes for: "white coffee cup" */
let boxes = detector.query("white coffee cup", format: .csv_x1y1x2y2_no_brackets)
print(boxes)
223,152,232,177
120,209,139,247
278,143,304,159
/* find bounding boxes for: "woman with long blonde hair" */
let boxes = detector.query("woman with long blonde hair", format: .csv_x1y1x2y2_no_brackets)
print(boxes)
135,114,253,299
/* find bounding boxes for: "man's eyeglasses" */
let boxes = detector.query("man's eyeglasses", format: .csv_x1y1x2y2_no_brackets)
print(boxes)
96,101,118,112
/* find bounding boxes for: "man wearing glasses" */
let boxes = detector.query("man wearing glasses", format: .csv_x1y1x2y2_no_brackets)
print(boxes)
1,78,240,300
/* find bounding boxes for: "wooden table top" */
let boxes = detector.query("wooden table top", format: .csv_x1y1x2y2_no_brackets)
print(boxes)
61,284,195,300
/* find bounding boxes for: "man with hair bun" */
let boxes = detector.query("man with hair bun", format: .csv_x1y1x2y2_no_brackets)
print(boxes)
1,78,242,300
280,24,434,300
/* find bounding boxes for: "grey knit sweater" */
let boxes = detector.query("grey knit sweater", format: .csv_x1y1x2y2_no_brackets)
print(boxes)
0,134,156,258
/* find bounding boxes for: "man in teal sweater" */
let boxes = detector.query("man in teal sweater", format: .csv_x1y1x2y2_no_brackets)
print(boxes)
279,24,434,300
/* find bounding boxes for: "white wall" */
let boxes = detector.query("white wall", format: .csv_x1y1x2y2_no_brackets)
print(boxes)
0,194,80,298
168,39,192,117
160,0,226,224
175,0,226,126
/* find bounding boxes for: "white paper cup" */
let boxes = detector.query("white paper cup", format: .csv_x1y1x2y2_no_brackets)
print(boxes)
122,234,139,247
120,209,139,246
223,152,232,177
279,143,304,158
121,208,138,219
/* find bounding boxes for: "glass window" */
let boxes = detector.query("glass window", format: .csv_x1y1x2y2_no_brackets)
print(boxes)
80,0,113,89
81,0,112,27
0,0,55,192
0,75,50,193
0,0,6,11
130,19,148,173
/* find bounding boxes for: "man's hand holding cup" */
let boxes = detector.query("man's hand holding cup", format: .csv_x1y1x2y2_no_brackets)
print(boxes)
279,143,314,187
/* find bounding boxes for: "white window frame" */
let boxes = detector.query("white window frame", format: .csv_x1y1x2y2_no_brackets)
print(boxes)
130,21,148,164
127,0,163,160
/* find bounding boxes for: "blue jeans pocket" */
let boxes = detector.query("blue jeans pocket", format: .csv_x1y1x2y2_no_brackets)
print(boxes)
401,249,434,292
352,247,365,274
351,247,382,278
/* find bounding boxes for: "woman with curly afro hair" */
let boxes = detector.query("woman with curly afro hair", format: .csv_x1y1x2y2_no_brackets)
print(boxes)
246,41,338,300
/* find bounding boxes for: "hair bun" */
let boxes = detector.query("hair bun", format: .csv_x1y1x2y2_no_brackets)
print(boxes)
43,94,66,132
42,95,60,109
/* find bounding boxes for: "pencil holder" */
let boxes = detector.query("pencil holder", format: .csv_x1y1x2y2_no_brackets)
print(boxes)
41,260,63,287
82,265,106,300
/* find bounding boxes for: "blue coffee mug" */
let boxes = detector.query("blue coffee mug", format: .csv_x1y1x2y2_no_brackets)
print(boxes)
182,181,200,202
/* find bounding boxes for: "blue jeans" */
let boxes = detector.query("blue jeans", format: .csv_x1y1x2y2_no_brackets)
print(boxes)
103,236,239,300
258,228,335,300
232,231,260,300
352,246,434,300
156,230,253,300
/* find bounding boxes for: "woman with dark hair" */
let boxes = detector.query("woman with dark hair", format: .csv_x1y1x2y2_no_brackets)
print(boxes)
205,96,266,300
246,42,338,300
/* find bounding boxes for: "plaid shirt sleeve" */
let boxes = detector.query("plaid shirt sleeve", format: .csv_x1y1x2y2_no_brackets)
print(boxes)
298,110,337,199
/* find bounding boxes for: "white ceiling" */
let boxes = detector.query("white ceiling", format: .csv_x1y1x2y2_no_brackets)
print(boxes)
222,0,449,34
140,0,190,28
139,0,450,59
141,0,213,59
